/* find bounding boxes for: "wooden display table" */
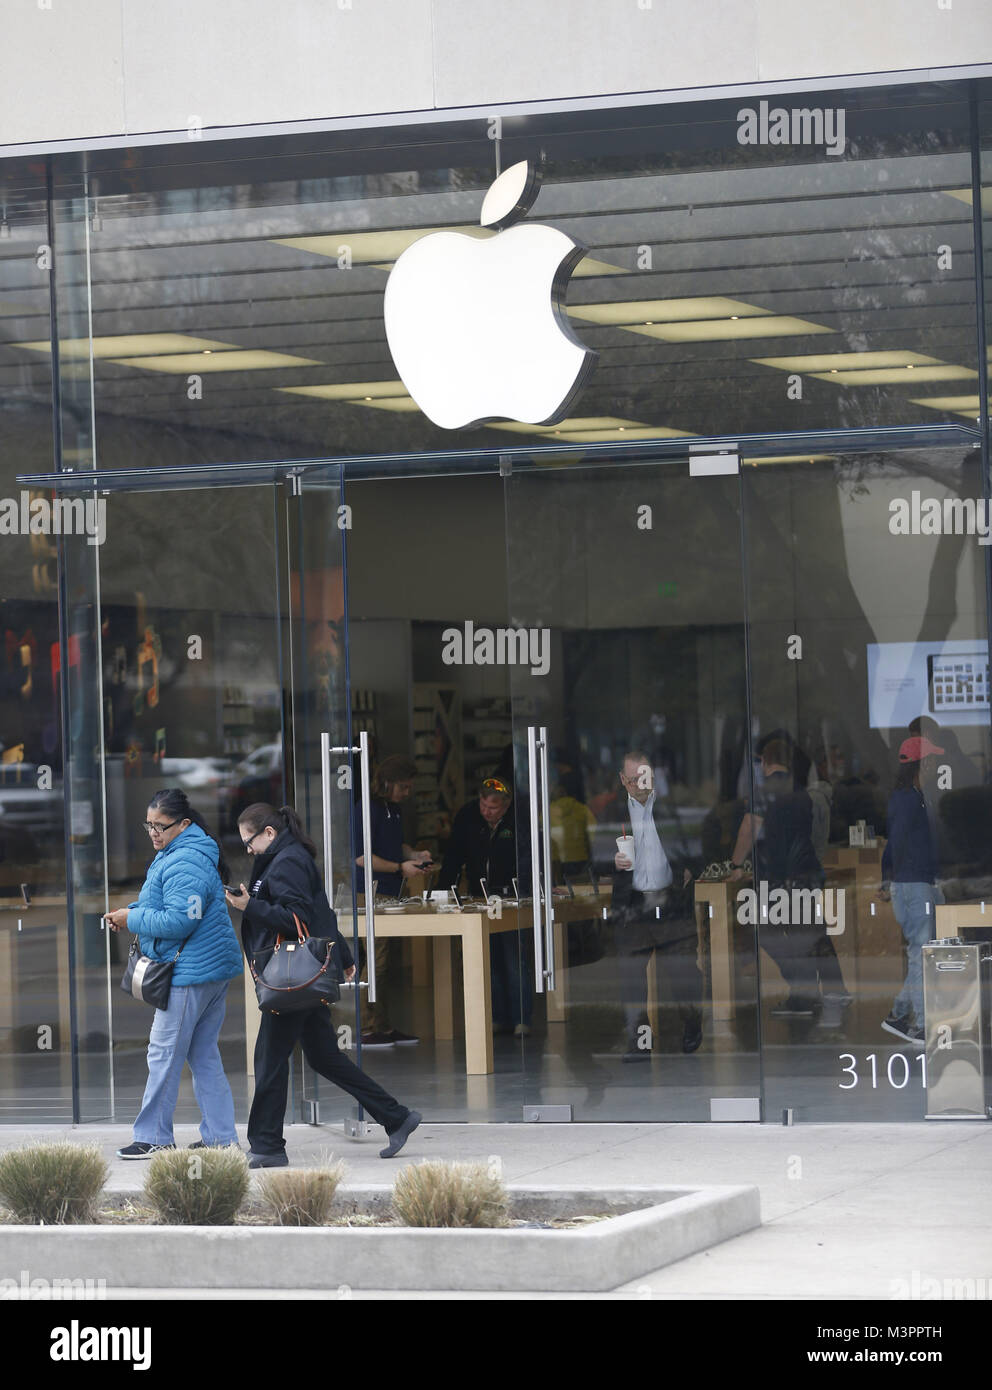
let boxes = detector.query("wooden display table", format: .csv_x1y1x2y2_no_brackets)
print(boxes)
694,866,856,1048
935,903,992,936
243,898,584,1078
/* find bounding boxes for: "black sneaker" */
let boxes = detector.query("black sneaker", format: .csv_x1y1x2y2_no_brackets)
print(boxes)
881,1013,915,1043
905,1025,926,1048
247,1151,289,1169
360,1031,396,1049
386,1029,420,1046
117,1142,175,1160
770,995,816,1017
189,1140,241,1150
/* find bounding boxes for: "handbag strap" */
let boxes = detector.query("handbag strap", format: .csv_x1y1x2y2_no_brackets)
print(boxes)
274,912,309,949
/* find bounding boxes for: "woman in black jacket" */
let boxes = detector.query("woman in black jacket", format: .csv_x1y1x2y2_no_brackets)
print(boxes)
225,802,421,1167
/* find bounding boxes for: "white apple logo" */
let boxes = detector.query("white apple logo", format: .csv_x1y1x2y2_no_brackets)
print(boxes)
384,161,597,430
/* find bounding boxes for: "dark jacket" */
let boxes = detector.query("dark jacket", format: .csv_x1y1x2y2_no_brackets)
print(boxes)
882,786,938,885
240,828,355,970
438,799,520,897
598,792,698,950
752,771,822,886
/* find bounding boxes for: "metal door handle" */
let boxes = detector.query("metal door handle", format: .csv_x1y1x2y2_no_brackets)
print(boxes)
320,731,333,900
358,730,376,1003
538,724,555,993
527,726,545,992
327,732,376,1004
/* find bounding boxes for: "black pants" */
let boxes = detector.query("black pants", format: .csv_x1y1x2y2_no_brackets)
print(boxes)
758,879,847,999
248,1006,410,1155
615,893,703,1043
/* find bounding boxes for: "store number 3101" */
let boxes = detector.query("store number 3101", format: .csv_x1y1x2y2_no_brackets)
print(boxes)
838,1053,927,1089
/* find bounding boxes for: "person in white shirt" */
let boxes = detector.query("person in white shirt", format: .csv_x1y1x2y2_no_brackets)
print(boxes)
610,750,703,1062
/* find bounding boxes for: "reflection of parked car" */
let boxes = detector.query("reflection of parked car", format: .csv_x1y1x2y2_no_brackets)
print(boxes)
0,766,64,868
160,757,231,791
221,743,283,828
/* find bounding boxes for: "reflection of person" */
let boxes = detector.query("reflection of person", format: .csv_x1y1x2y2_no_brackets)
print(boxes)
438,776,533,1035
107,788,243,1159
549,770,596,879
606,751,703,1061
354,755,433,1048
732,739,849,1026
228,802,421,1165
878,737,945,1047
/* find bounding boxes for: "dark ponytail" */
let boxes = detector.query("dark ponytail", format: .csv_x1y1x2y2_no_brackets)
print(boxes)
238,802,318,860
148,787,230,882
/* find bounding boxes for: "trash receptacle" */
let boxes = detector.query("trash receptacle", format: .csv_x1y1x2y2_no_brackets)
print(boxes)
923,938,992,1120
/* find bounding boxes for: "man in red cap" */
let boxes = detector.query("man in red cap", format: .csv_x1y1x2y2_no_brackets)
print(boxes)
877,735,945,1045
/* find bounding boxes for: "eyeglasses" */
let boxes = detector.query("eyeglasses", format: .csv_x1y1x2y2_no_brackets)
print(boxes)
482,778,510,796
143,818,180,836
241,829,266,851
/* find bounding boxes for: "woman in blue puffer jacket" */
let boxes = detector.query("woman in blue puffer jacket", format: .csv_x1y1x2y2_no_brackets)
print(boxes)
105,788,244,1159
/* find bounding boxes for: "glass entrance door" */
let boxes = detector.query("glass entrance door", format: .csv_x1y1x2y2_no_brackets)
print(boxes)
504,452,761,1120
58,463,351,1126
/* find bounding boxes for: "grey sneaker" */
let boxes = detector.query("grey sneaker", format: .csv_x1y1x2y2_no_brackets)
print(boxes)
247,1151,289,1169
380,1110,422,1159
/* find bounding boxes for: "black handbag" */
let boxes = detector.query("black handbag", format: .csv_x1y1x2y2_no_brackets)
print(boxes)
249,913,341,1014
121,937,187,1010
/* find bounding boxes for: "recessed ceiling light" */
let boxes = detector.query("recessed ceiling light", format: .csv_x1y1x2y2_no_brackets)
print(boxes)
910,395,982,411
273,230,628,278
810,365,977,385
277,381,408,401
347,396,422,412
490,416,644,435
107,350,324,373
752,351,942,372
627,316,833,343
569,297,771,327
15,333,235,358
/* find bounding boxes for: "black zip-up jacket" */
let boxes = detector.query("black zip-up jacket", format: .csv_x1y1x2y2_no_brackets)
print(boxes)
437,799,521,897
240,828,354,970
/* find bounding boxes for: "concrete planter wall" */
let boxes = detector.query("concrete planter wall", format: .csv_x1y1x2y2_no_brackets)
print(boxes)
0,1183,760,1293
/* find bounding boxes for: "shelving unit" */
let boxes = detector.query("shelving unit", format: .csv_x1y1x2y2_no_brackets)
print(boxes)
412,682,463,859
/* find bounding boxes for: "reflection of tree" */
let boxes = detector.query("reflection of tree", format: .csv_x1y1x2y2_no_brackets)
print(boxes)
750,449,990,818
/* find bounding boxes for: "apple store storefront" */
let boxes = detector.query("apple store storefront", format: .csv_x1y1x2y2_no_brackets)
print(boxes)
1,74,991,1130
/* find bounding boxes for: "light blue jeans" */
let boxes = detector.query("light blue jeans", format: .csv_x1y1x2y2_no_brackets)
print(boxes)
890,881,944,1026
133,979,237,1146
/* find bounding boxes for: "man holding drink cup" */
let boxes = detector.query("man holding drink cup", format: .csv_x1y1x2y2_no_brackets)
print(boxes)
610,751,703,1062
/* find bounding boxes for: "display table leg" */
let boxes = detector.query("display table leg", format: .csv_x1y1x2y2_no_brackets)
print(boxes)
462,919,494,1075
432,937,454,1040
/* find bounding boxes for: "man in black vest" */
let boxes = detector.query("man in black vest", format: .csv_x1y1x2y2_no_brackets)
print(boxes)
438,776,533,1035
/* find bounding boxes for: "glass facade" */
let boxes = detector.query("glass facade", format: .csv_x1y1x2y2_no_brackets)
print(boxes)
1,76,989,1124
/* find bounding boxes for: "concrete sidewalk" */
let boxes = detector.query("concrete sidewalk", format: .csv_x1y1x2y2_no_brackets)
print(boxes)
1,1121,989,1299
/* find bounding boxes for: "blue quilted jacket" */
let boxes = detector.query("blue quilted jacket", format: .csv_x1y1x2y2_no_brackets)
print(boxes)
128,822,243,987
